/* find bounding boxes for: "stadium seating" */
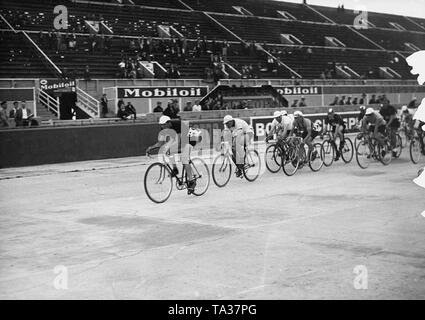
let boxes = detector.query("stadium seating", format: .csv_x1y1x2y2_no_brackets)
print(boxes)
0,0,423,81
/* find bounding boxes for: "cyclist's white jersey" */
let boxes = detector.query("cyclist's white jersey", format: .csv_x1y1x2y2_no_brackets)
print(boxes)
224,118,254,138
270,115,294,134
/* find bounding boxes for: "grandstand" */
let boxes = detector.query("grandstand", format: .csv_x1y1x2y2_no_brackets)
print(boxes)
0,0,424,132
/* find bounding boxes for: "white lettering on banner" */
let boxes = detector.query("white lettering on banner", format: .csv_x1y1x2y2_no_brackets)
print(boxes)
39,79,76,91
251,112,360,138
276,86,321,96
119,87,207,99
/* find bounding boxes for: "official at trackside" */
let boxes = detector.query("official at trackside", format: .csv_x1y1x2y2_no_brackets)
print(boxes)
0,101,9,127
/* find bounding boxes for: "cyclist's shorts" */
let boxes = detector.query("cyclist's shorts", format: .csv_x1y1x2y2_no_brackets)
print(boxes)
331,124,346,133
368,125,375,133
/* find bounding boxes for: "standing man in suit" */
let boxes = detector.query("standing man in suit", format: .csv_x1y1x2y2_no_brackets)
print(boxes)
15,101,33,127
100,94,108,118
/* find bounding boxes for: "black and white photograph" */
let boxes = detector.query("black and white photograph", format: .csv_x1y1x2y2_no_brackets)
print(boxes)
0,0,425,304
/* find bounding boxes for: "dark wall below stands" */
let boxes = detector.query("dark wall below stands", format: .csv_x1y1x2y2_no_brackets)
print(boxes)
0,123,159,168
0,105,367,168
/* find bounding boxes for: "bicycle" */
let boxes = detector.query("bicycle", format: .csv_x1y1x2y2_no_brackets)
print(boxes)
281,136,323,175
387,126,403,159
399,121,415,148
409,131,425,164
321,132,354,167
355,132,392,169
265,138,285,173
144,149,210,203
212,140,261,187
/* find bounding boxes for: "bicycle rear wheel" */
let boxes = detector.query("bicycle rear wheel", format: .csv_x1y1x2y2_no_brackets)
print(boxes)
309,143,324,172
144,163,173,203
265,144,282,173
212,154,232,187
356,140,371,169
341,137,354,164
282,146,299,176
190,158,210,196
410,138,422,164
243,149,261,182
321,140,334,167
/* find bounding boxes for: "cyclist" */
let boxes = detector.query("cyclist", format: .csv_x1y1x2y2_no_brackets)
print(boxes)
266,110,294,143
266,111,284,143
413,120,425,155
400,105,414,139
289,111,320,160
379,102,400,157
324,108,346,161
146,115,200,194
223,115,254,177
360,108,387,146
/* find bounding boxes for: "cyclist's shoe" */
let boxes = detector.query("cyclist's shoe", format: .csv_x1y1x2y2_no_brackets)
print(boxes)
187,180,196,195
235,164,244,178
335,150,341,161
392,151,397,158
171,167,179,177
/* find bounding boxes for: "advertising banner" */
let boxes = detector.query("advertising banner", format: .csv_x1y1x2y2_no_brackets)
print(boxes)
117,86,209,99
39,78,76,93
251,111,360,140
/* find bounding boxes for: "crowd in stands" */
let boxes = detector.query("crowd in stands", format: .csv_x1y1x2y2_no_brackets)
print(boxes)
0,101,38,127
328,93,395,106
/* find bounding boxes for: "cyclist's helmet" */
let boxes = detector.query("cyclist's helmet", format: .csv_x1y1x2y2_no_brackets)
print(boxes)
401,105,408,113
359,105,366,110
328,108,334,114
273,111,281,118
294,111,303,118
365,108,374,116
223,115,234,124
281,110,288,116
159,115,171,125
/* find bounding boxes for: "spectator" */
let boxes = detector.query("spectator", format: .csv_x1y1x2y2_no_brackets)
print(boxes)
153,101,163,113
100,94,108,118
167,65,181,79
163,100,180,119
291,99,299,108
346,96,352,105
192,100,202,112
183,101,192,112
299,96,307,107
369,94,377,104
84,65,91,80
0,101,8,127
359,93,367,105
118,59,126,78
117,104,130,120
338,95,346,105
125,102,137,119
329,96,339,106
352,97,358,105
15,101,33,127
9,101,18,120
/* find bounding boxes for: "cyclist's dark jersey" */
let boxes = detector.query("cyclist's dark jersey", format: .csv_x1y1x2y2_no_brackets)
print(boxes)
325,114,345,127
379,105,397,121
358,110,366,121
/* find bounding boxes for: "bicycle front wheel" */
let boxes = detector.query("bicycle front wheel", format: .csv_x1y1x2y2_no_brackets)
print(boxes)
341,137,354,164
190,158,210,196
309,143,324,172
321,140,334,167
282,146,299,176
265,144,282,173
212,154,232,187
393,134,403,159
356,140,371,169
243,149,261,182
144,163,173,204
410,138,422,164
